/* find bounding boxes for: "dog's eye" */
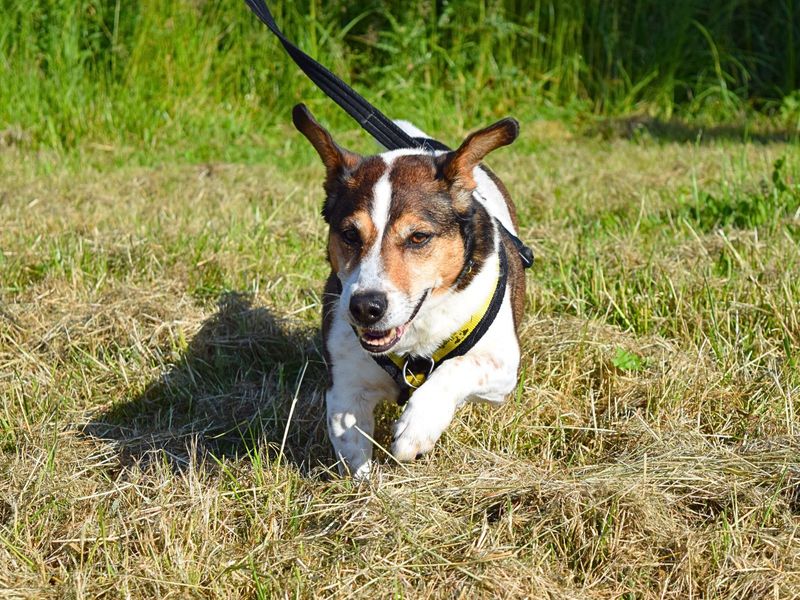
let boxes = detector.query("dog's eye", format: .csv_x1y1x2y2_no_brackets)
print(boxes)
340,227,361,246
408,231,432,246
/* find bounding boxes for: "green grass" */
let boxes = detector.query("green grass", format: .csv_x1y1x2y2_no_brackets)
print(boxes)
1,0,799,162
1,124,798,597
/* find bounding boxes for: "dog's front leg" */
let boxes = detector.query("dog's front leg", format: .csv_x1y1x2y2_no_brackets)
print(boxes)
326,384,382,479
391,353,517,461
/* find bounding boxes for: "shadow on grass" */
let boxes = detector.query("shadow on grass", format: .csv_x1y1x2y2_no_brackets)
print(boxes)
84,292,332,475
590,116,798,144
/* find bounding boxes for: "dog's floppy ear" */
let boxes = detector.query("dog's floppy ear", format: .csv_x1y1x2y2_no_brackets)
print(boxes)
440,118,519,208
293,104,360,175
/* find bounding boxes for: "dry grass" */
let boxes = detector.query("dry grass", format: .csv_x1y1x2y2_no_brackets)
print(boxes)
1,128,799,598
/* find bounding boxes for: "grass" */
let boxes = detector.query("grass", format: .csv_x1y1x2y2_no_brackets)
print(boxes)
1,0,799,160
1,118,799,597
1,1,799,596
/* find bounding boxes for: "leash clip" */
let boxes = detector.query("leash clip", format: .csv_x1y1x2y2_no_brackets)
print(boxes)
402,356,435,389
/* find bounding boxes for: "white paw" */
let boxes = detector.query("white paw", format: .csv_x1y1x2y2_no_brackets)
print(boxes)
337,457,372,481
391,396,456,462
331,436,373,480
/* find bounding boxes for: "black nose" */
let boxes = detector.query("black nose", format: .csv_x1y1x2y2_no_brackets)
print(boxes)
349,291,387,325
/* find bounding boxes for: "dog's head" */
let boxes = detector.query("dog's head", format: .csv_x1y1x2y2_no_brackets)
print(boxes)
293,104,518,354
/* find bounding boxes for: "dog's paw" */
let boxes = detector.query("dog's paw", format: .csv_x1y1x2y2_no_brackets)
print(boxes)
391,397,456,462
333,448,373,480
391,427,437,462
334,453,373,480
351,459,372,481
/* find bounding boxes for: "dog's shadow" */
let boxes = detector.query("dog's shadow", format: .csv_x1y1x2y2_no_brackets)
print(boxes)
84,292,333,475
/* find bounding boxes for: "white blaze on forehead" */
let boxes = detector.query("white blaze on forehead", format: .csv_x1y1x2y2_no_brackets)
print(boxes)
352,155,395,292
368,149,430,238
369,166,393,240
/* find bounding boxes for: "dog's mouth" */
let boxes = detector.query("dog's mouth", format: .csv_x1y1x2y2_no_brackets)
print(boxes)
356,290,428,354
357,324,408,353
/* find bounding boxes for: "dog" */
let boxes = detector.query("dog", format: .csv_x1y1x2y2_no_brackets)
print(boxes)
292,104,525,478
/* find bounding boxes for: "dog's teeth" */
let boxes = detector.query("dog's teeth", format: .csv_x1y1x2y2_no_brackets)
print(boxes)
358,325,407,351
362,327,396,344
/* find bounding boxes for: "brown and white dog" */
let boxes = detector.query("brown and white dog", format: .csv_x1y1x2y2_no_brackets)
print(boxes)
293,104,525,478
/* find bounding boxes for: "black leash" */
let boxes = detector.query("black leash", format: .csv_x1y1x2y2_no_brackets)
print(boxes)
243,0,533,268
243,0,418,151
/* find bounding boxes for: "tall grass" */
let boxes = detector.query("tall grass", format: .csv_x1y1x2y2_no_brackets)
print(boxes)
0,0,798,157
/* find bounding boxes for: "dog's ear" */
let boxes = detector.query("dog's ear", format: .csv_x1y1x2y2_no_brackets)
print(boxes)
439,118,519,210
293,104,360,175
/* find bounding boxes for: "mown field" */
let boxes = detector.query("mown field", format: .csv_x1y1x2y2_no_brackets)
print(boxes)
1,118,799,597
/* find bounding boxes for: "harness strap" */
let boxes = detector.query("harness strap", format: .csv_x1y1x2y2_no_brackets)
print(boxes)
373,240,509,405
498,220,534,269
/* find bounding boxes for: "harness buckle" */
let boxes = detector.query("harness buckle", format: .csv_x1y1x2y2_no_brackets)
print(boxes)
401,356,435,389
